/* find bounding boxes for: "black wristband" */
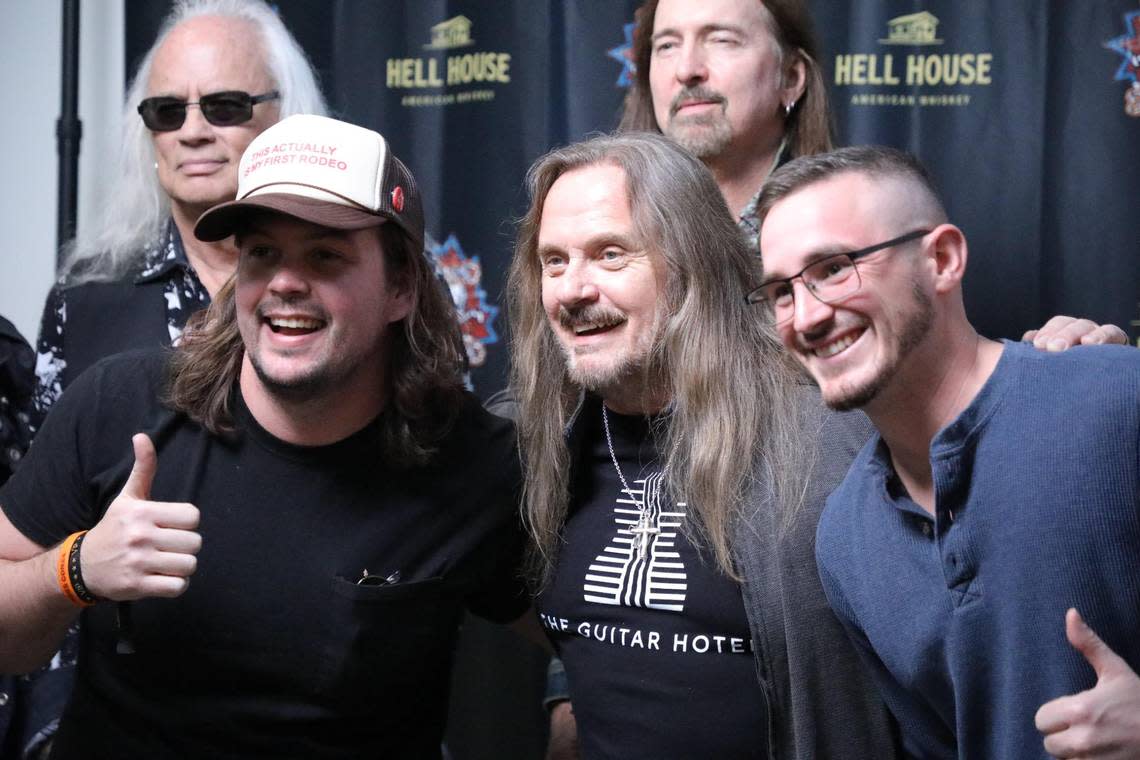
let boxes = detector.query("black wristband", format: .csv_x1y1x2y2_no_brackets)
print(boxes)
67,531,100,605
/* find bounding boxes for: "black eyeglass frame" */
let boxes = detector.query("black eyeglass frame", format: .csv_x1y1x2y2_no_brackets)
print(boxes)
137,90,280,132
745,228,932,322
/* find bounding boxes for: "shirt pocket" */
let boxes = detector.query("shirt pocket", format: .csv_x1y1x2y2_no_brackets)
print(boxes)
316,575,464,709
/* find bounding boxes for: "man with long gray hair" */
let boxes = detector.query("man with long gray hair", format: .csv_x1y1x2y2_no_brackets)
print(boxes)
34,0,328,417
509,130,900,758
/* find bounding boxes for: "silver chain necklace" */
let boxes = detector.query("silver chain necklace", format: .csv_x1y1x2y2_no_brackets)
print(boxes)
601,405,661,559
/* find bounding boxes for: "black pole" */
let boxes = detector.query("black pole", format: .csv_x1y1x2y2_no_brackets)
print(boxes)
56,0,83,269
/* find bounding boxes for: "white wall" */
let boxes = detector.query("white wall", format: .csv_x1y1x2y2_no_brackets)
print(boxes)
0,1,125,344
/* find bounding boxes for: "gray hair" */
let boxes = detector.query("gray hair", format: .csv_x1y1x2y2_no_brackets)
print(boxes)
508,131,810,585
63,0,328,284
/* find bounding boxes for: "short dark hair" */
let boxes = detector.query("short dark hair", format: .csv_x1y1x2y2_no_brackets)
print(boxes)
756,145,946,226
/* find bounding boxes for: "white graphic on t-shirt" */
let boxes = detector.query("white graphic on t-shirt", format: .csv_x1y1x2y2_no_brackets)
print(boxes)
583,470,688,611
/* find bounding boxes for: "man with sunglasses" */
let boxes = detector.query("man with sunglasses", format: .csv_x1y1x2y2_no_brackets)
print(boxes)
755,145,1140,759
33,0,326,423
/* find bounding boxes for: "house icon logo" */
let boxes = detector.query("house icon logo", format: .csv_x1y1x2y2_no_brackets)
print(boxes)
879,11,943,46
425,15,474,50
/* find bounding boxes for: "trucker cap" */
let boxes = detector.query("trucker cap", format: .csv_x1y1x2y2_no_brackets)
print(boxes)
194,114,424,250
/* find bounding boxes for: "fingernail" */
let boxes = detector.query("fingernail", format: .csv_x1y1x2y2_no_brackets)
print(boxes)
1046,338,1067,352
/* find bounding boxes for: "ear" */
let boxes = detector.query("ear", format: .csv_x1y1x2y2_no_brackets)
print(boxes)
780,50,808,110
385,281,415,325
926,224,968,294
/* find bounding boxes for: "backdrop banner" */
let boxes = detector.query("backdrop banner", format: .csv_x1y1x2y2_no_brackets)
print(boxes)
817,1,1140,345
127,0,1140,396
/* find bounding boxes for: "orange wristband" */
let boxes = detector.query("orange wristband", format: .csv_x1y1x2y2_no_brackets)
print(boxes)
57,531,97,608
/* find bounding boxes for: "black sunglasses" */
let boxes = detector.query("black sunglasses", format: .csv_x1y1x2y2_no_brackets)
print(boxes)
137,90,279,132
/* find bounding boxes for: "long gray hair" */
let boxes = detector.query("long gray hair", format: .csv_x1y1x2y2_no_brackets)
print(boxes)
62,0,327,284
508,132,810,585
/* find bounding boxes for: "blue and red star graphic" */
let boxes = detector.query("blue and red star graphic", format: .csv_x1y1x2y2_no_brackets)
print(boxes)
429,234,499,368
1105,10,1140,84
607,22,638,88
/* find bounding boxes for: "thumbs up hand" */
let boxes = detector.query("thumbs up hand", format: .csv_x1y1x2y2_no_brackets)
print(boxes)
1035,608,1140,759
80,434,201,601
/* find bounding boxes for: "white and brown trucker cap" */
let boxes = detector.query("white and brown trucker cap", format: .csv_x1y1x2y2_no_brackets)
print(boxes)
195,114,424,250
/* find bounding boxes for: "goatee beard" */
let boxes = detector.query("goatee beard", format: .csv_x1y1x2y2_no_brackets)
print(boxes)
665,86,733,160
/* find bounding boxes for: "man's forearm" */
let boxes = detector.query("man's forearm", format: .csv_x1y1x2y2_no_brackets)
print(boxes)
0,551,81,673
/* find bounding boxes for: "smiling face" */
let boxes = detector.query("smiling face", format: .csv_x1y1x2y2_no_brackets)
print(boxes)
648,0,800,163
759,172,935,410
537,164,667,403
235,216,411,407
147,15,280,220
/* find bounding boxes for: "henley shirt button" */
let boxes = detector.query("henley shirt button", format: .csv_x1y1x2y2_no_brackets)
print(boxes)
0,691,8,706
921,522,932,537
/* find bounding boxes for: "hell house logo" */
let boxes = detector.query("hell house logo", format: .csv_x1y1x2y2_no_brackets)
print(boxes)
386,15,511,108
834,11,994,108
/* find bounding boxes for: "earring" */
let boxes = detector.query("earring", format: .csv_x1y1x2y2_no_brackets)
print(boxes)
153,162,159,170
784,100,796,116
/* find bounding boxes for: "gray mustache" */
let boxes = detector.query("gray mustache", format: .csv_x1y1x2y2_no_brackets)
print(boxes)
670,86,726,116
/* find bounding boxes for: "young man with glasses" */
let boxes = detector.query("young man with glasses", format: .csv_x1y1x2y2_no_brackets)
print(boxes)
755,145,1140,759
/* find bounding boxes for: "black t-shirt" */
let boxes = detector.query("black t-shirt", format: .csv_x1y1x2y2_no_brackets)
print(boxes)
0,349,527,759
537,407,767,759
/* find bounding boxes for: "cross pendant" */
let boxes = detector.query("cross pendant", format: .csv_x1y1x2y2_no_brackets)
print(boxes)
630,512,660,558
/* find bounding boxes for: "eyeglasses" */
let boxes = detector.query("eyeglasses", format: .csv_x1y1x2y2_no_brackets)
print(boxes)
746,228,930,325
137,90,279,132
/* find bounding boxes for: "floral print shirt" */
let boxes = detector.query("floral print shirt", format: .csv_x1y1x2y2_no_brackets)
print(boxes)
737,139,790,254
0,317,34,487
737,193,762,253
33,221,209,428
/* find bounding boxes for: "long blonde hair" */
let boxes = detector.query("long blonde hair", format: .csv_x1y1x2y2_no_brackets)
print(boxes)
508,132,810,585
